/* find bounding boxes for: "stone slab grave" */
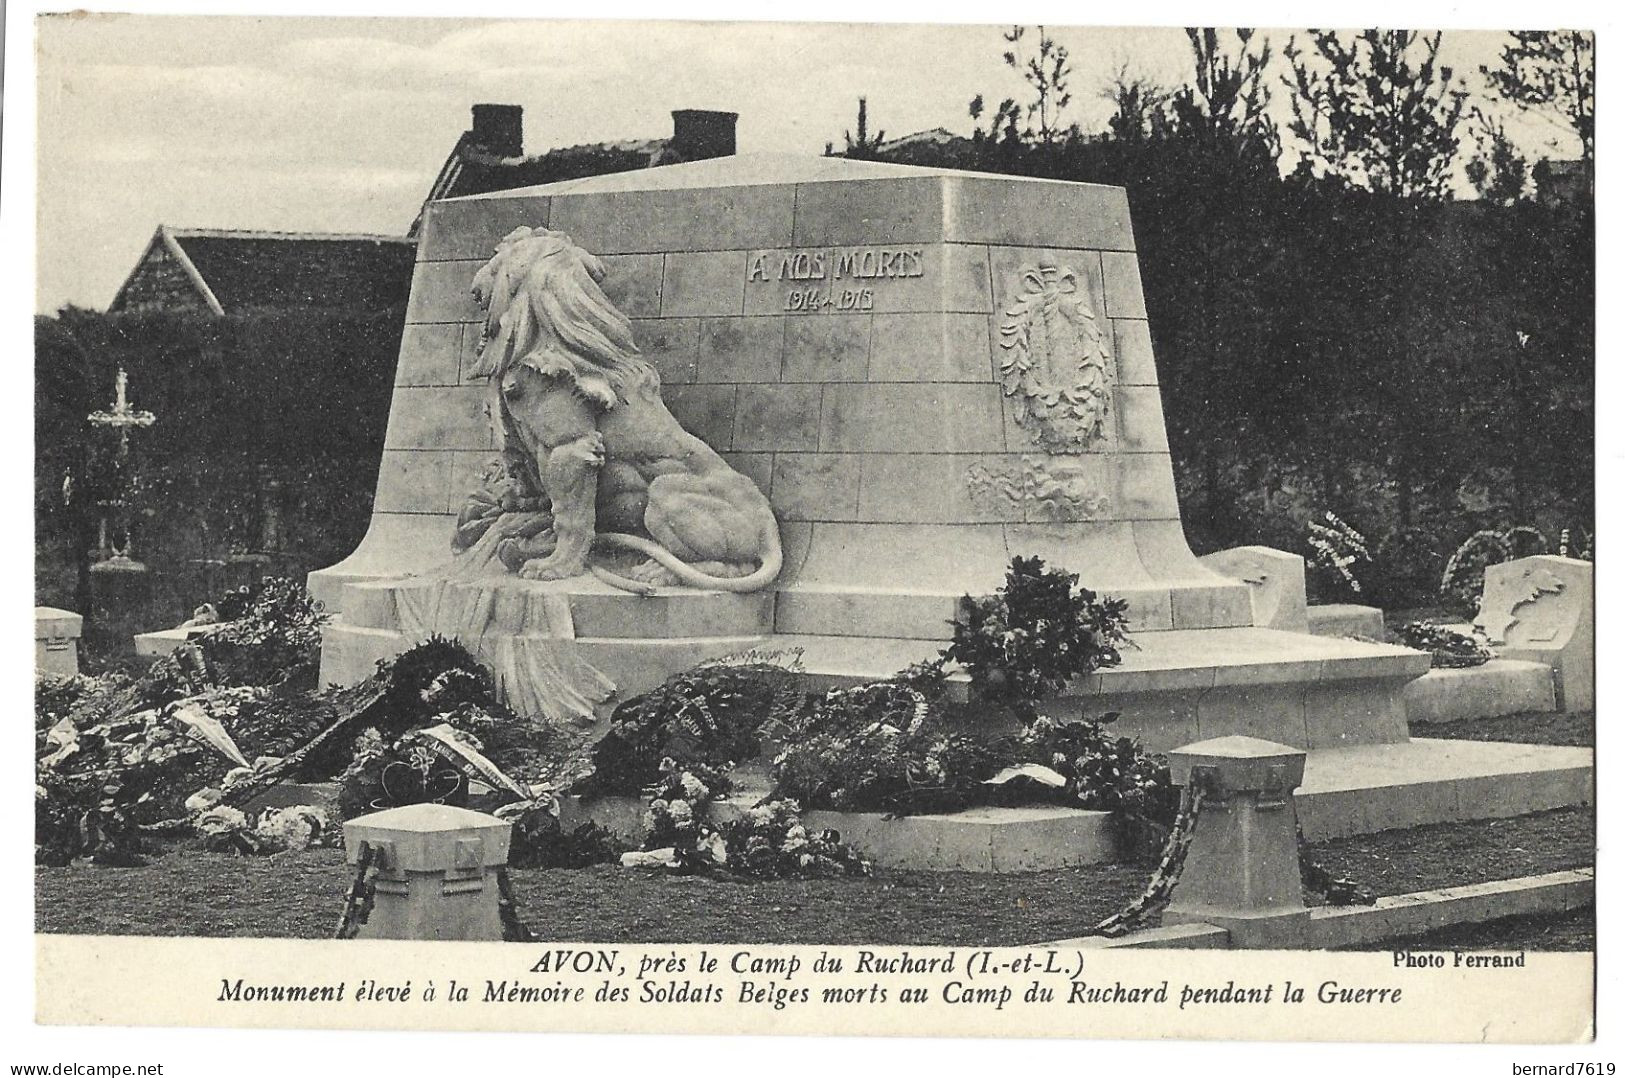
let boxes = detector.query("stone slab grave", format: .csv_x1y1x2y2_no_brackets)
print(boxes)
311,153,1589,845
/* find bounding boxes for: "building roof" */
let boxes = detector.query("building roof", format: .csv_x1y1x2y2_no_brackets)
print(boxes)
415,133,669,226
109,227,417,315
411,105,740,234
874,127,967,152
453,151,1119,199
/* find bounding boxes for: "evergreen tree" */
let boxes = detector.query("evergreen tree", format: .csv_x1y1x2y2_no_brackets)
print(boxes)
1482,31,1594,171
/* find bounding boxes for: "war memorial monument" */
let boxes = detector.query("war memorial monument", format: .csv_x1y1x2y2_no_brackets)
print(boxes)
310,153,1589,845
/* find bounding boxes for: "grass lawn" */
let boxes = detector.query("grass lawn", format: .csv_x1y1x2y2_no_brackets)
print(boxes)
1409,708,1594,748
34,842,1149,945
36,808,1593,946
1307,808,1592,898
1359,907,1594,952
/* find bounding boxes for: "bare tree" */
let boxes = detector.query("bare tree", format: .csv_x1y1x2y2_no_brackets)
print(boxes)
1482,31,1593,171
1002,25,1073,145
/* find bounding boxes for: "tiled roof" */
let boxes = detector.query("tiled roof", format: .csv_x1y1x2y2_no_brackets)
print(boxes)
110,227,417,314
411,133,671,232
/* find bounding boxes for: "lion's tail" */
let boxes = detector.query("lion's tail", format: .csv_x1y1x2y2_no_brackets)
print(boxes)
594,517,783,594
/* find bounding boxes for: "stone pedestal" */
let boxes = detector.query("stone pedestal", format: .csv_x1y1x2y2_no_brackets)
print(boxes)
35,607,83,676
1162,735,1310,948
343,803,512,941
1475,555,1593,712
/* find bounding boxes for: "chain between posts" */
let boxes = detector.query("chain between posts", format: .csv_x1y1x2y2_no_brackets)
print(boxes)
1082,766,1374,940
1297,822,1376,906
331,786,1365,944
495,867,536,942
1085,779,1209,938
334,840,378,940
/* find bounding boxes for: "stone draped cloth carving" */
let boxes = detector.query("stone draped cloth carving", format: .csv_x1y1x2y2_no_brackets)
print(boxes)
388,518,616,726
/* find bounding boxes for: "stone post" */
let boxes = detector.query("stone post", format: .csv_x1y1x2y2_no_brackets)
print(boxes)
1162,735,1310,948
35,607,83,677
343,803,513,941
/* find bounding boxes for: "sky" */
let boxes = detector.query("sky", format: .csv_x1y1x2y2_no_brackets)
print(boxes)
34,15,1587,313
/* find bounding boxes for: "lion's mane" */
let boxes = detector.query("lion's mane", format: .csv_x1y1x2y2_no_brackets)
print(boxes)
469,226,659,409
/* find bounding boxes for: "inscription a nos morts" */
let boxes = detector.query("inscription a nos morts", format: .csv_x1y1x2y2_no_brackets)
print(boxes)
746,247,926,313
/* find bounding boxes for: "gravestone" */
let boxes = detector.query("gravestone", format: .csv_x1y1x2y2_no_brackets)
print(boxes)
312,154,1431,749
1475,555,1593,711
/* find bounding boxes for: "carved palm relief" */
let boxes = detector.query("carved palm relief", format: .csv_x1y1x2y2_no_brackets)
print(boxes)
998,263,1113,453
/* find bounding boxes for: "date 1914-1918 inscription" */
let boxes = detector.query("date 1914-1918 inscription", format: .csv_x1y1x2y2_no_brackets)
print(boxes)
747,247,926,313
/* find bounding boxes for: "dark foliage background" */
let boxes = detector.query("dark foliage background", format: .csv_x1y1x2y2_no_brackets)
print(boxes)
35,305,405,646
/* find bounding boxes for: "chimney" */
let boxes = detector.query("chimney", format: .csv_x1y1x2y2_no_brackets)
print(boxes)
670,109,737,161
469,104,523,157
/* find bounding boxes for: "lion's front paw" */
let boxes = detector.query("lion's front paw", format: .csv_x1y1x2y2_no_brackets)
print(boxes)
519,555,587,581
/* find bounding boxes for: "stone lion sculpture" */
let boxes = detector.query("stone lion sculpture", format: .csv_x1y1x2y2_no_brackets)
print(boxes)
451,226,782,594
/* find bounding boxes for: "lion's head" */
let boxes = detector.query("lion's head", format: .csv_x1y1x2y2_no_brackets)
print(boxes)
469,226,657,406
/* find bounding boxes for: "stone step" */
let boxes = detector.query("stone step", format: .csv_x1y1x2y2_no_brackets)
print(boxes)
557,737,1592,871
775,627,1431,752
323,618,1432,752
133,624,214,657
778,626,1426,689
237,749,1591,874
1404,659,1557,724
319,620,772,707
1306,603,1385,638
1296,737,1592,839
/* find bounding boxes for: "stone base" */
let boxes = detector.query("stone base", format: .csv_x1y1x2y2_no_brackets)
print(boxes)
559,794,1118,873
1404,659,1556,724
323,619,1430,752
321,620,773,711
1306,603,1385,639
1162,906,1311,949
218,743,1592,874
1051,868,1594,950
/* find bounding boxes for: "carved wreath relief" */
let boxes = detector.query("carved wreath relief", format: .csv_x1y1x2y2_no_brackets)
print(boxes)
965,456,1112,522
998,263,1113,452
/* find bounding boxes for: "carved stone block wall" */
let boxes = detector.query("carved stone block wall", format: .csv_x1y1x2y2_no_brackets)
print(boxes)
311,156,1241,639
